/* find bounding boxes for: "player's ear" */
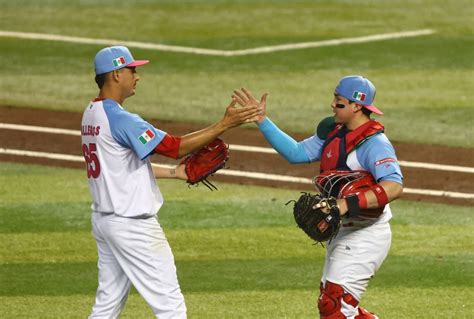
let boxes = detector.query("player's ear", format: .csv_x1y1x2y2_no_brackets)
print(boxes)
353,104,363,113
111,69,121,82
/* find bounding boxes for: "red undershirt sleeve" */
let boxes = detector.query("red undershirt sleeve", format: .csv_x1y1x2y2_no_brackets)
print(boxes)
154,134,181,159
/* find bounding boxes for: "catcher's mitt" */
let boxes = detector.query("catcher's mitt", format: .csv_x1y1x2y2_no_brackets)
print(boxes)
180,138,229,190
288,192,341,244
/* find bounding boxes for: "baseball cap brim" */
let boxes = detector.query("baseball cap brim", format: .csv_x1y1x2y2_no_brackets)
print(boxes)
127,60,149,67
363,105,383,115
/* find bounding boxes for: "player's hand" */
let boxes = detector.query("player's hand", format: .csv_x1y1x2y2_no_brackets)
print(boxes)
232,88,267,124
220,98,261,129
313,198,349,216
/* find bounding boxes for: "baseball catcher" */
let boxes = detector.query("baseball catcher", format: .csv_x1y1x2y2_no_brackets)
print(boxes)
180,138,229,190
233,76,404,318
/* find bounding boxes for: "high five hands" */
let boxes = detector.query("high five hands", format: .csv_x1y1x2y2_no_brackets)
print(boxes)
232,88,268,124
220,98,262,129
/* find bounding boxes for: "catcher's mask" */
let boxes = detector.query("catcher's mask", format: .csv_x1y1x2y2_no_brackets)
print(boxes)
313,170,376,198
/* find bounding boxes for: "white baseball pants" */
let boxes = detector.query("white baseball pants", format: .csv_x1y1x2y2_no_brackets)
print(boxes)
89,213,186,319
321,222,391,317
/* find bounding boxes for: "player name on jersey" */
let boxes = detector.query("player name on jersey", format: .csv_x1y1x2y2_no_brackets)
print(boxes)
81,125,101,136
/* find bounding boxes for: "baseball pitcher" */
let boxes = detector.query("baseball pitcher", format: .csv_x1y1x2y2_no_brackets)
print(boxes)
81,46,260,318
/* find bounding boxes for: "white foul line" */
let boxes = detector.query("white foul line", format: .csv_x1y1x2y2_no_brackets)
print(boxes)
0,148,84,163
230,143,474,174
0,123,82,136
230,144,277,154
397,160,474,174
1,122,473,174
1,148,473,200
0,29,435,56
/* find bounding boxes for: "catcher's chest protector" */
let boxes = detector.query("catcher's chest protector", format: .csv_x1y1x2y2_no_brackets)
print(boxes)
320,120,384,172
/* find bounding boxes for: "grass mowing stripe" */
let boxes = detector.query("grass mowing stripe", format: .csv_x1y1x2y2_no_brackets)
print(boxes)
0,228,322,264
362,287,473,319
0,199,293,233
1,292,318,318
1,254,471,297
190,287,474,318
389,200,474,225
2,224,472,263
0,262,97,296
0,232,95,263
0,203,91,233
390,225,474,256
184,290,317,319
1,259,321,296
2,287,471,318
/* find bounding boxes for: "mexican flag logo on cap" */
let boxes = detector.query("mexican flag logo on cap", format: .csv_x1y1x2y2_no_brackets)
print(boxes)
352,91,366,101
113,56,126,67
138,129,155,145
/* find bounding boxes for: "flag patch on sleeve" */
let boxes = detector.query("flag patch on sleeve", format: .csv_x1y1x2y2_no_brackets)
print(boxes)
375,158,396,166
138,129,155,145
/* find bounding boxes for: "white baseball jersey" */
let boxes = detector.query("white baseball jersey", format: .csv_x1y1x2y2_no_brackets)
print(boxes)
81,98,166,218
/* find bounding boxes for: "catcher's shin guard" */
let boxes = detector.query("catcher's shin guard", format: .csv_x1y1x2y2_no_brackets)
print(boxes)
317,281,358,319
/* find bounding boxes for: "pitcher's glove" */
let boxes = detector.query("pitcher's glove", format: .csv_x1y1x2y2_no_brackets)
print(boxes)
288,193,341,244
180,138,229,190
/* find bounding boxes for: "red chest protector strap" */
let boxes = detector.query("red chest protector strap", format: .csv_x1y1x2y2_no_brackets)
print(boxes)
320,120,384,172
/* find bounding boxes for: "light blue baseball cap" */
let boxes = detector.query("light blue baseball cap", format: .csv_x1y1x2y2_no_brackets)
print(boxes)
94,46,149,75
335,75,383,115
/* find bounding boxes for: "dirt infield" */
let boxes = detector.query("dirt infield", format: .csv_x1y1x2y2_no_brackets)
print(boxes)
1,105,473,206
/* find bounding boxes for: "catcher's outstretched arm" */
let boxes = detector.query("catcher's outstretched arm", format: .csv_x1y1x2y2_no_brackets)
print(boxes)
232,87,311,164
258,117,311,164
177,99,259,157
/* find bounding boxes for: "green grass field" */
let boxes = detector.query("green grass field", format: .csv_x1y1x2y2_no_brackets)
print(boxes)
1,163,473,318
0,0,473,146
